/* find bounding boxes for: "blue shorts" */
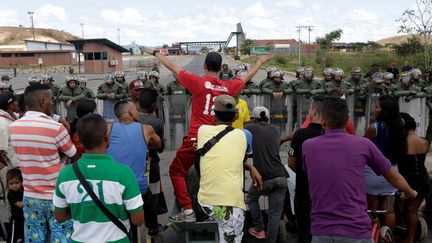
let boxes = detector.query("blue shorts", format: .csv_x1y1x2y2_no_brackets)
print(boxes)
23,197,73,243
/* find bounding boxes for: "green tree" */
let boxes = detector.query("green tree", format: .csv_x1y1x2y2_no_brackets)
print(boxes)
394,37,424,56
240,39,255,55
316,29,343,50
316,29,343,67
398,0,432,68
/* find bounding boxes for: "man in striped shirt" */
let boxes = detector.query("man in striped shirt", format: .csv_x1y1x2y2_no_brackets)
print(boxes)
54,114,144,243
9,84,77,242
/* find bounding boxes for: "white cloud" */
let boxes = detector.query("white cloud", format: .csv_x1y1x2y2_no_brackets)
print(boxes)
34,4,67,23
0,10,19,26
348,9,378,23
275,0,303,8
244,2,271,18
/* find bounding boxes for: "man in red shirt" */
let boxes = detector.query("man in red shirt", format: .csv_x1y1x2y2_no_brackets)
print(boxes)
144,48,272,222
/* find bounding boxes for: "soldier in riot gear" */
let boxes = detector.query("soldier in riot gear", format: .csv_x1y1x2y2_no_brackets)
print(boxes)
410,68,426,88
291,66,322,97
114,71,130,97
364,63,381,80
1,75,14,93
361,72,387,95
383,72,397,95
219,63,234,81
348,66,366,88
28,75,41,85
137,70,153,88
394,71,424,102
78,76,95,99
149,71,165,95
259,67,277,89
0,82,12,93
166,73,189,96
97,73,126,120
324,68,353,94
261,70,292,98
152,62,160,73
58,75,86,121
320,67,333,84
41,73,61,99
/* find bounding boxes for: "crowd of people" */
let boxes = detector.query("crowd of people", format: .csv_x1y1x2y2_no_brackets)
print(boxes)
0,49,430,243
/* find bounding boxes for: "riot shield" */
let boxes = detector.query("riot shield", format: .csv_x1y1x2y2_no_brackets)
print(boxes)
163,95,192,150
296,94,312,129
353,94,367,136
345,94,355,128
263,94,293,150
365,93,381,131
399,97,427,137
57,102,77,122
102,100,116,122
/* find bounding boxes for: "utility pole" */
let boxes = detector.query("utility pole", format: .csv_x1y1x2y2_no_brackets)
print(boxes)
297,25,314,66
28,12,35,40
80,23,84,38
117,28,120,45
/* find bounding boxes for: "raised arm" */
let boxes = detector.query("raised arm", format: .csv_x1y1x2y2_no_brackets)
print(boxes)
239,54,274,83
143,48,182,75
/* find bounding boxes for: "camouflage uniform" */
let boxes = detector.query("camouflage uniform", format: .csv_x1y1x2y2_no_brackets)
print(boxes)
261,80,292,94
82,87,95,99
219,68,234,81
393,83,424,101
58,84,86,121
47,83,61,99
240,81,261,95
96,82,126,101
166,80,188,95
291,79,323,97
324,80,353,94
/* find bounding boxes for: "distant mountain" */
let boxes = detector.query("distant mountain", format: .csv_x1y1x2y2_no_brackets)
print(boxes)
375,34,426,46
0,26,80,45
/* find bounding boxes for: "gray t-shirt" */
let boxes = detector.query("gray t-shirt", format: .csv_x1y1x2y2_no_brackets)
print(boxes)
138,112,164,183
246,123,288,180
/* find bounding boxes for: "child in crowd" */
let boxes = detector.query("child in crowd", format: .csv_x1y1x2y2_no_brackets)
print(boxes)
7,168,23,243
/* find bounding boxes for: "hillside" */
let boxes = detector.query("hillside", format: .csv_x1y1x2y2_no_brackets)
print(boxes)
0,26,80,45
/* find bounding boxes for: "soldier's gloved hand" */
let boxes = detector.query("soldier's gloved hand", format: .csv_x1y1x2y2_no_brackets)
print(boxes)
305,94,311,99
405,96,413,102
310,89,318,96
410,90,418,95
354,85,361,92
346,89,354,95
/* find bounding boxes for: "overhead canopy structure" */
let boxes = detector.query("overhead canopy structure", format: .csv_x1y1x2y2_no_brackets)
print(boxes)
178,23,246,56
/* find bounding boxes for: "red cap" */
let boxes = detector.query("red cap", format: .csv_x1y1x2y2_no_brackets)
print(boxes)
129,79,144,90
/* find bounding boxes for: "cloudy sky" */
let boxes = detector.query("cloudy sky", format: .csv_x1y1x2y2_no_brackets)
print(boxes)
0,0,415,46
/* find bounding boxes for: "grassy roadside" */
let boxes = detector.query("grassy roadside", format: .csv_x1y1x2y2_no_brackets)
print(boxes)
241,51,425,75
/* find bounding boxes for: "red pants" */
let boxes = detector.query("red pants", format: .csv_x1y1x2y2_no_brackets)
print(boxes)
169,136,196,210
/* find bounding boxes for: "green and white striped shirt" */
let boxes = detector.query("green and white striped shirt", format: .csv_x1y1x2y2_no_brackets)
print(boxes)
54,154,143,243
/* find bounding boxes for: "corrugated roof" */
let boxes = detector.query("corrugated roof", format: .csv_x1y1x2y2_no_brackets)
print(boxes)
67,38,129,52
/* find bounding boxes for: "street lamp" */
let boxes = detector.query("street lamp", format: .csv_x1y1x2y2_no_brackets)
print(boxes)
27,12,35,40
80,23,84,38
117,28,120,45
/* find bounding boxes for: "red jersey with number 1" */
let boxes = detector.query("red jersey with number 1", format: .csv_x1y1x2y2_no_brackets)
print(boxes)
178,70,245,137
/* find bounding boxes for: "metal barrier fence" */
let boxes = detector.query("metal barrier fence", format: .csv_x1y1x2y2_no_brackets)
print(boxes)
56,94,429,150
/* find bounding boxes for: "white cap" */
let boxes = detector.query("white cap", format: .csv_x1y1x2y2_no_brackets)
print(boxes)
251,106,270,119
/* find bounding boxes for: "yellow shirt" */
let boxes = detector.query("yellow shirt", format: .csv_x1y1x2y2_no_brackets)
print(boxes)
232,99,250,129
197,125,252,210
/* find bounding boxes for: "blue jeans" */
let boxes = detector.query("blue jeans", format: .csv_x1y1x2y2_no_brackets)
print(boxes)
247,176,287,243
23,197,72,243
312,235,373,243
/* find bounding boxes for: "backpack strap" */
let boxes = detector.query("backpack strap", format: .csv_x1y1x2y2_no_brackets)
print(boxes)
195,126,234,177
72,162,130,237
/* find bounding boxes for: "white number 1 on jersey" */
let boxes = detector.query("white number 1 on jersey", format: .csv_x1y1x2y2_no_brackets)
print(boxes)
203,94,216,115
